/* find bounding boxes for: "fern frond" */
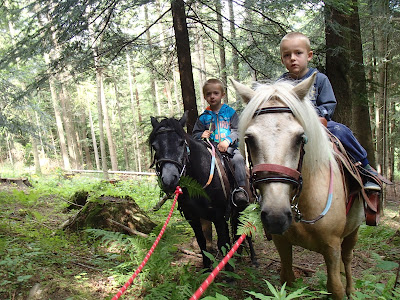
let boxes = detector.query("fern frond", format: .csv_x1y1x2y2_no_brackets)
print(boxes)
178,176,209,200
237,203,263,236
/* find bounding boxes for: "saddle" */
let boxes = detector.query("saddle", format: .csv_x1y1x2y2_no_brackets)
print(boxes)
204,141,251,216
326,129,392,226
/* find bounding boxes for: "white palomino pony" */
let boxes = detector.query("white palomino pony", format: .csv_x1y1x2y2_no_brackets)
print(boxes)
232,74,365,299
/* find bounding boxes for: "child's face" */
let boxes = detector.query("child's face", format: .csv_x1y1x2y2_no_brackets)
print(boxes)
204,83,225,111
280,38,313,79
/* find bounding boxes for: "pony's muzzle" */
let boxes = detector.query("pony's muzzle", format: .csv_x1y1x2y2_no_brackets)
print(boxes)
261,208,292,235
161,163,180,193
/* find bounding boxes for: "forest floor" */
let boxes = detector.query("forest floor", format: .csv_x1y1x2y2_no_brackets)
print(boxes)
0,180,399,299
172,183,400,299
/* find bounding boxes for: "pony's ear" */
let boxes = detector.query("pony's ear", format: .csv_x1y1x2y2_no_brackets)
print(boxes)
179,111,188,127
151,116,159,128
230,78,255,104
292,72,317,101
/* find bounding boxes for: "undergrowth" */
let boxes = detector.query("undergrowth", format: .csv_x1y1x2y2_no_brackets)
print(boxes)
0,173,399,299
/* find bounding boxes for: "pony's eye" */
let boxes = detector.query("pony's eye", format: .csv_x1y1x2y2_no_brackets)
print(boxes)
152,142,159,151
295,133,307,146
244,135,256,148
301,134,308,144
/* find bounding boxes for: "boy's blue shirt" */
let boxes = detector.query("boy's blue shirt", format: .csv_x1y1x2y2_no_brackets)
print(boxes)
280,67,337,120
192,103,239,148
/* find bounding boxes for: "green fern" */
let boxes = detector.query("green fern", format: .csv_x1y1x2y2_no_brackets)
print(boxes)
236,203,263,236
178,175,210,200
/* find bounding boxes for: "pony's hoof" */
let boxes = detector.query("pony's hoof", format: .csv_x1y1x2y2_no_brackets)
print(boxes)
252,259,260,267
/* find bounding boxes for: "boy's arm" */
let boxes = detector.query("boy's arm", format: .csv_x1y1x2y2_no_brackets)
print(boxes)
223,112,239,145
315,75,337,121
192,118,207,140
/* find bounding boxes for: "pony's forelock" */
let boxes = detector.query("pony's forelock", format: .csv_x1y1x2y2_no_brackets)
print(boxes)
239,80,333,173
149,117,187,145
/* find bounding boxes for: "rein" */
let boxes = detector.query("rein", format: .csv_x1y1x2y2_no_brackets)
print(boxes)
247,106,332,224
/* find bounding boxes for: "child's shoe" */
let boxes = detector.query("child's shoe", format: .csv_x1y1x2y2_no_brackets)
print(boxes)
364,181,381,191
363,164,381,191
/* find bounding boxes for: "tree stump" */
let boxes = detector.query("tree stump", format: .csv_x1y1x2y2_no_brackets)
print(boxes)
0,177,33,187
65,190,89,210
62,195,157,236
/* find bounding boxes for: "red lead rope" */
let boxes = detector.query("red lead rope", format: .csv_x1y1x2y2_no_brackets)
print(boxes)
189,232,248,300
112,186,183,300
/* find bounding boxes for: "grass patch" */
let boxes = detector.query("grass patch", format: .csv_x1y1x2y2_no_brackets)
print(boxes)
0,174,399,299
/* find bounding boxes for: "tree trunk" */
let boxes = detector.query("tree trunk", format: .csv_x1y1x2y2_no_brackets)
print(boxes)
325,4,353,126
172,0,198,133
78,111,93,170
126,53,142,172
5,132,14,166
100,79,118,171
215,0,228,102
228,0,239,101
144,5,160,115
156,0,174,117
95,68,109,179
48,77,70,170
31,136,42,175
113,77,130,170
325,2,376,167
86,97,101,171
348,0,375,166
375,0,390,176
34,111,45,154
195,28,206,110
58,83,80,169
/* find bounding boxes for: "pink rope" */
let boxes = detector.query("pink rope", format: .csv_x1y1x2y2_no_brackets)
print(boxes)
190,233,247,300
112,186,183,300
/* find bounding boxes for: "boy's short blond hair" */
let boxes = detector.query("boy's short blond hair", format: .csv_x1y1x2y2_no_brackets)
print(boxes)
280,32,311,52
203,78,225,96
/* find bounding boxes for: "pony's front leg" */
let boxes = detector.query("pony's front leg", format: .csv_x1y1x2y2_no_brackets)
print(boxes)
201,218,213,252
189,218,210,269
323,244,345,300
272,235,295,285
214,219,233,272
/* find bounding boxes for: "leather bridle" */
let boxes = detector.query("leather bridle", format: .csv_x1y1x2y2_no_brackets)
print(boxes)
150,127,189,179
246,107,306,204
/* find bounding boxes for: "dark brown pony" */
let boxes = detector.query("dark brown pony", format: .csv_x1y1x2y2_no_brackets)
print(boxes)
149,113,256,270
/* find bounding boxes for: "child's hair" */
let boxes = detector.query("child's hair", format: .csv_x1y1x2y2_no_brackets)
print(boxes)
280,32,311,52
202,78,225,96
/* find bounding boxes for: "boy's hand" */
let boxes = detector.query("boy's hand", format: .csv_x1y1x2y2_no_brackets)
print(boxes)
218,140,230,152
201,130,211,139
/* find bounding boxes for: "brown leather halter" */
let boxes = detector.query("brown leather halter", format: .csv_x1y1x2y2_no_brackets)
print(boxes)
246,107,306,203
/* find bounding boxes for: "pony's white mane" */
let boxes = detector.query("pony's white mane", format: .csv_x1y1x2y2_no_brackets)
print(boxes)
239,80,334,173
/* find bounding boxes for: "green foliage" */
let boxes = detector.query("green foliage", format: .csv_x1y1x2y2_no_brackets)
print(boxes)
245,280,329,300
237,203,263,236
351,252,400,299
178,175,210,200
1,174,399,299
